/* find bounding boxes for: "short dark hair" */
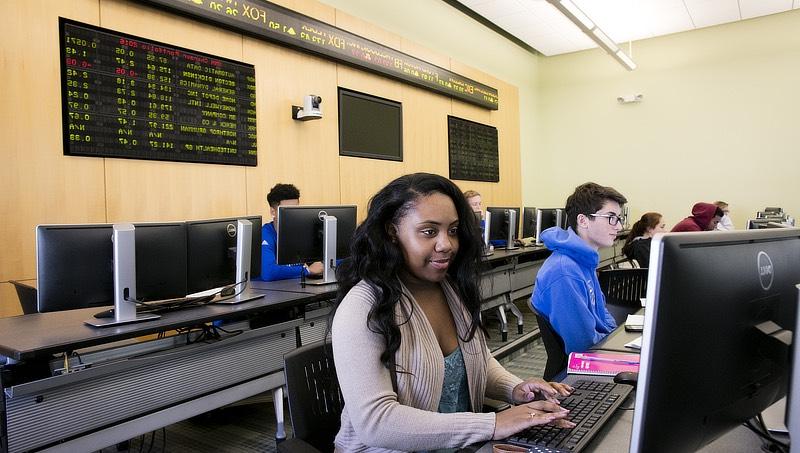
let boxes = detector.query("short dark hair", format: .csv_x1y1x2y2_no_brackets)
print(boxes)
267,183,300,208
714,206,724,218
564,182,628,233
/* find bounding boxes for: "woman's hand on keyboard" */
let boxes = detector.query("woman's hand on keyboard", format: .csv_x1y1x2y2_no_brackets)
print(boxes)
492,401,574,440
512,378,573,404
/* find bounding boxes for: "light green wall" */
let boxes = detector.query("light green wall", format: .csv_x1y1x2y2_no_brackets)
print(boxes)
321,1,799,229
536,10,800,229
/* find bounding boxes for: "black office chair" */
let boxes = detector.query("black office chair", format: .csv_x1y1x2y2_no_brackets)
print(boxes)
9,280,38,314
534,312,567,381
598,268,648,325
278,340,343,453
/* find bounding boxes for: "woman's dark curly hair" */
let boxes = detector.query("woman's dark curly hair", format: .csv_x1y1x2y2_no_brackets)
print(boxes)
332,173,485,371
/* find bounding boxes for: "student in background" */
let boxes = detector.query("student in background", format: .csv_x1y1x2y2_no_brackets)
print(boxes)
259,183,323,281
714,201,734,230
670,202,723,232
621,212,667,268
332,173,573,451
531,182,627,355
464,189,483,217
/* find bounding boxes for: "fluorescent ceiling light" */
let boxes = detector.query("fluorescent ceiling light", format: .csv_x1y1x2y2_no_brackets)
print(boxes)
547,0,637,71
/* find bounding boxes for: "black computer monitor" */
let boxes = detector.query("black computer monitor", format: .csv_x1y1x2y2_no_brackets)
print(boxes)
748,218,791,230
36,224,114,313
535,208,562,242
276,206,356,265
133,222,188,302
486,207,520,245
630,229,800,452
186,216,262,293
36,222,189,312
521,207,537,239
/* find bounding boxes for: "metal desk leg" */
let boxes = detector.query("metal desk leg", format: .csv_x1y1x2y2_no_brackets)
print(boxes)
274,386,286,442
496,306,508,342
505,301,524,334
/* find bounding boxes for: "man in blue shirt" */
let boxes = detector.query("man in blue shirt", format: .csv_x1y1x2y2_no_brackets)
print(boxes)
531,182,627,355
260,183,323,281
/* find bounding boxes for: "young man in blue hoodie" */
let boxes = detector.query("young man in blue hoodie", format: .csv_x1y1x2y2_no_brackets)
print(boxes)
259,183,323,281
531,182,628,355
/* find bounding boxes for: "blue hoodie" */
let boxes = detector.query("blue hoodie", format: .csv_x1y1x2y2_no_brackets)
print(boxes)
259,222,307,281
530,227,616,355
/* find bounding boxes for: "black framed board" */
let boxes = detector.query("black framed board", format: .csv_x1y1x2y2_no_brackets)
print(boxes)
447,116,499,182
60,18,257,166
134,0,499,110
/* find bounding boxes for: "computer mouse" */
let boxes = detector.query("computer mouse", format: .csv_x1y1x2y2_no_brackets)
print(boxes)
219,286,236,297
613,371,639,387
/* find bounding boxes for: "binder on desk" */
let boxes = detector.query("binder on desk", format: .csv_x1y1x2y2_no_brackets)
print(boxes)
567,351,640,376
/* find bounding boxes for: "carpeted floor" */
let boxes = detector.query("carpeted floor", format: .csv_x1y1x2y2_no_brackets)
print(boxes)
100,300,547,453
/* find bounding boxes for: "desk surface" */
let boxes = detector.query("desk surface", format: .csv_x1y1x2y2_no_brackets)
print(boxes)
0,288,311,361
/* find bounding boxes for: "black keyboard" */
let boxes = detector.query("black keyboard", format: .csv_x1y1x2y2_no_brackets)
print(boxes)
505,379,633,452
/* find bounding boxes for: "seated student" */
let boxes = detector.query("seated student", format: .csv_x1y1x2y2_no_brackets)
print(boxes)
714,201,734,230
259,183,323,281
670,202,723,232
332,173,573,451
530,182,627,355
621,212,667,268
464,189,483,216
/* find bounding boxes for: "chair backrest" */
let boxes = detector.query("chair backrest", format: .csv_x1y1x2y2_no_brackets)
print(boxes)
534,312,567,381
283,340,343,452
598,268,649,325
9,281,38,314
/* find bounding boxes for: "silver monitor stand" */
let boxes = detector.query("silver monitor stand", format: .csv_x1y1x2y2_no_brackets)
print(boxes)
85,224,160,327
215,219,265,304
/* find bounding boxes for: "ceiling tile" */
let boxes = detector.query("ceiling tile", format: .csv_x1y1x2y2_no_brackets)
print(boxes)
740,0,793,19
685,0,741,28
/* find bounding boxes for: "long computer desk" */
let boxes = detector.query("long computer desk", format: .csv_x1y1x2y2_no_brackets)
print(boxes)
0,286,329,453
474,317,766,452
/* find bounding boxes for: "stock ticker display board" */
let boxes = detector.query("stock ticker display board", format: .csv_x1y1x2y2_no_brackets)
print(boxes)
134,0,499,110
447,116,499,183
60,19,257,166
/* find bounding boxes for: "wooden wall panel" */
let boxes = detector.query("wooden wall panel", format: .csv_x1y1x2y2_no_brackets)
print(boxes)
0,0,106,299
243,44,340,222
0,0,520,315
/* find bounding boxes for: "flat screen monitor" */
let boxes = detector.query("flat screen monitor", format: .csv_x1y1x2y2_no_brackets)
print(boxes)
186,216,262,293
133,222,188,302
276,206,356,265
535,208,562,240
338,88,402,161
630,229,800,452
748,219,791,230
486,207,520,243
36,224,115,313
521,207,537,239
36,222,189,312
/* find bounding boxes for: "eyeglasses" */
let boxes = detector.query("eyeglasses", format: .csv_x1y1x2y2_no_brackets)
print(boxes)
588,213,625,226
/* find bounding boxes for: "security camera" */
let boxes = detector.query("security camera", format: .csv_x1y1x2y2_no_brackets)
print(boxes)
617,94,643,104
292,95,323,121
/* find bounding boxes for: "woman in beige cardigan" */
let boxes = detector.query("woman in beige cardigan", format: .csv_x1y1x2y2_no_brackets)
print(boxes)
332,173,574,452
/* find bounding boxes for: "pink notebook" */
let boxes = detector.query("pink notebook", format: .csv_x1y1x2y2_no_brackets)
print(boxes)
567,351,640,376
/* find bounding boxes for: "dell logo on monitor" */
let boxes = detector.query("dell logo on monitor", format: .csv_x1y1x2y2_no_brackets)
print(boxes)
757,251,774,291
226,223,237,238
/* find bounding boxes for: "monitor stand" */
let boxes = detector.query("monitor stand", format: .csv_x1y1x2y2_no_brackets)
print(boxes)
215,219,265,304
505,209,519,250
86,224,160,327
305,215,338,285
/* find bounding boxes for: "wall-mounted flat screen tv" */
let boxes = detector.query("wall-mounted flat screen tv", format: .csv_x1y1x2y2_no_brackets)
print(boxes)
338,88,402,161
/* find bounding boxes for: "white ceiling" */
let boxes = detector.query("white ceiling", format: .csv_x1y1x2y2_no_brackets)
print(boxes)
456,0,800,56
